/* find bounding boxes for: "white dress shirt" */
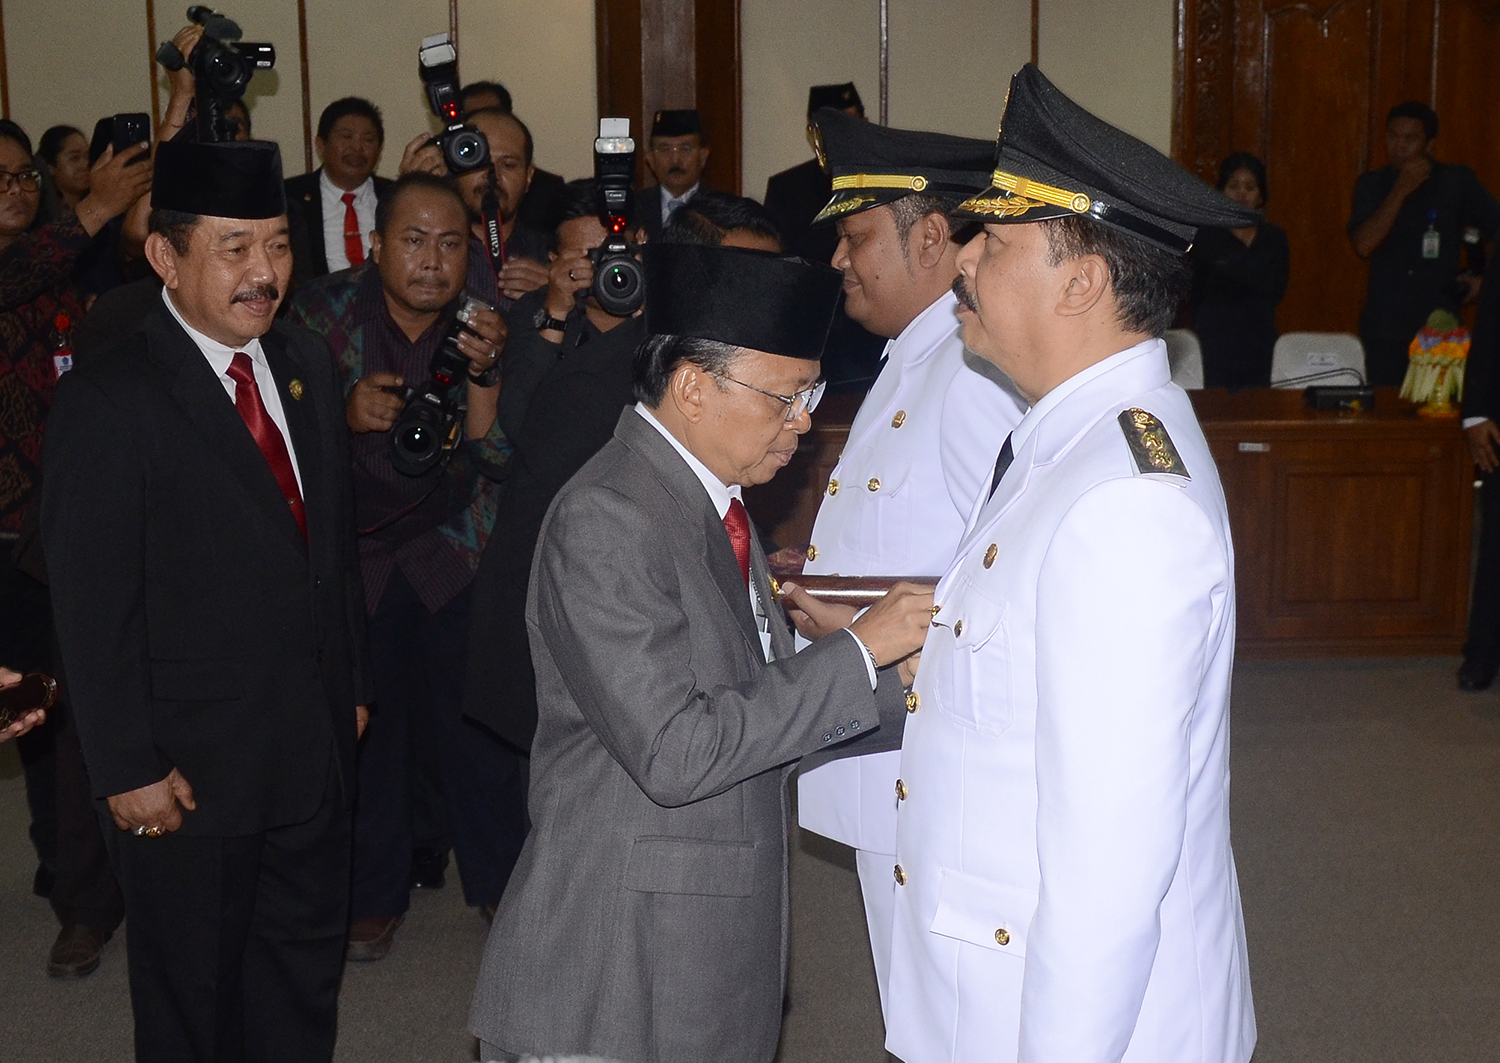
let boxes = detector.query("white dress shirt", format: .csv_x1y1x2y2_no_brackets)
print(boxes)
659,183,700,225
320,170,377,273
634,403,876,683
161,286,304,495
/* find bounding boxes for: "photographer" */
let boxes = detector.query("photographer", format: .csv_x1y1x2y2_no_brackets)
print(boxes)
285,173,520,958
399,107,550,309
466,187,789,761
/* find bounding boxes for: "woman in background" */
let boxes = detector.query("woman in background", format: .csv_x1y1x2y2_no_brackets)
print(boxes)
1190,152,1290,388
37,125,90,211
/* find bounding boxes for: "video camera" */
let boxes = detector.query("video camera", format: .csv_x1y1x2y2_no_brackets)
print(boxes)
388,296,491,477
590,118,645,316
418,32,490,177
156,7,274,142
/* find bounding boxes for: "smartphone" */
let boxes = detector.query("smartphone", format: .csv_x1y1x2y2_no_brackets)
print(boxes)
90,114,150,166
0,672,57,729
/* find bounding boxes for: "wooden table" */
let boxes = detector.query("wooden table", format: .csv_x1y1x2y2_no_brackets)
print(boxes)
1192,387,1472,657
747,386,1476,659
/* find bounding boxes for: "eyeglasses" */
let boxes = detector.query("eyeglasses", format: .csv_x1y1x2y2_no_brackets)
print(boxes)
720,375,826,421
0,169,41,193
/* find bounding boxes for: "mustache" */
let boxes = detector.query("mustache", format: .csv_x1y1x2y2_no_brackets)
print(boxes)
232,285,280,304
951,275,977,313
667,166,687,175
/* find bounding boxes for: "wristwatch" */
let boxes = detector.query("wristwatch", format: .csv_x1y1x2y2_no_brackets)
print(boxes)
532,305,569,334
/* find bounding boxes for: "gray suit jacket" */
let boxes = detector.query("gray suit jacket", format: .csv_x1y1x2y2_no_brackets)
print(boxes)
469,407,906,1063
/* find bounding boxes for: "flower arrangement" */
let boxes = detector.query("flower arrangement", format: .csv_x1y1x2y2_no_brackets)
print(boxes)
1400,309,1470,417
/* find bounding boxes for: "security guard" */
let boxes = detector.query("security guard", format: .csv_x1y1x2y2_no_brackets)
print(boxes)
793,108,1025,1013
883,66,1259,1063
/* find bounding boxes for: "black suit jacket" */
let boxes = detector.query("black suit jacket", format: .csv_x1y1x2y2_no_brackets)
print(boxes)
1463,250,1500,422
285,169,395,291
464,309,645,749
518,166,568,234
637,184,707,243
41,300,371,836
764,157,838,265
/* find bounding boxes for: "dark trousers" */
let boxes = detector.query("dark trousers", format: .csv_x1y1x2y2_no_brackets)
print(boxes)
1466,471,1500,667
353,571,527,916
103,762,350,1063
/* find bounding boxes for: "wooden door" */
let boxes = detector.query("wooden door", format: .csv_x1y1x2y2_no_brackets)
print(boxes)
1176,0,1500,337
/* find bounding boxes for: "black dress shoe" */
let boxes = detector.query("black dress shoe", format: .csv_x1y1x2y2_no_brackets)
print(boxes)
48,924,112,978
410,847,449,890
346,915,404,962
1458,658,1497,691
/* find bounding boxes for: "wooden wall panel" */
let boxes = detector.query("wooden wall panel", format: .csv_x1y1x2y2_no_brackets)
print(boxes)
1257,0,1378,331
596,0,741,193
1179,0,1500,336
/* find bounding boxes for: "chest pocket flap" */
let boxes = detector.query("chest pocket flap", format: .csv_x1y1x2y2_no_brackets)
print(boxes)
934,578,1013,735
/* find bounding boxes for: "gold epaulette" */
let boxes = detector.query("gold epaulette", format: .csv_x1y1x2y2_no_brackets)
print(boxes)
1118,408,1189,479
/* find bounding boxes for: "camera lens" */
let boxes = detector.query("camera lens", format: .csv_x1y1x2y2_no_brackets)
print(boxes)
605,266,632,293
444,128,491,175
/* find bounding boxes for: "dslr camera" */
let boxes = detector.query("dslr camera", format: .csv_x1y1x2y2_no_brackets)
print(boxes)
156,7,274,142
591,118,646,316
418,32,491,177
389,296,492,477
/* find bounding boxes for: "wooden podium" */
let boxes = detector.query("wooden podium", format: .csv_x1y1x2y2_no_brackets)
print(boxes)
1192,388,1472,658
745,387,1475,659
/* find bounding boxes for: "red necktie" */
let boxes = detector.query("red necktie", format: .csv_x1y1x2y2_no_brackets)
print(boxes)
226,352,307,540
341,191,364,266
723,497,751,588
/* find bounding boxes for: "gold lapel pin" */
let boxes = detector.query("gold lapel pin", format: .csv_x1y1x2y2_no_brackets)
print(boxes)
288,379,305,401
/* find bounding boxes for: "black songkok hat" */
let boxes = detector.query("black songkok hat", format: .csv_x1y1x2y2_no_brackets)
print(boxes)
644,243,843,361
807,82,863,119
956,64,1258,254
811,108,993,224
152,139,287,219
651,109,703,139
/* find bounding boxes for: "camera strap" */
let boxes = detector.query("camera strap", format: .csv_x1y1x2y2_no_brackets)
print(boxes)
481,179,506,290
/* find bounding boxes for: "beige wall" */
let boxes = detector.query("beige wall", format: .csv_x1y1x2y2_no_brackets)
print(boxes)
2,0,596,180
4,0,1170,195
740,0,1175,199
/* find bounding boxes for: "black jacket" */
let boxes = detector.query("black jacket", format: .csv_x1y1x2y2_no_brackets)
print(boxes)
1463,249,1500,421
41,300,371,836
464,306,645,749
285,169,395,290
764,156,838,265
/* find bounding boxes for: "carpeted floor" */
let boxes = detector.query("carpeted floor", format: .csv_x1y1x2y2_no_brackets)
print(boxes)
2,655,1498,1062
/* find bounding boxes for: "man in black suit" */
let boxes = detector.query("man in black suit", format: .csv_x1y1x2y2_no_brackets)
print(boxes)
1459,250,1500,688
286,97,394,291
764,82,864,264
639,108,711,242
41,138,370,1063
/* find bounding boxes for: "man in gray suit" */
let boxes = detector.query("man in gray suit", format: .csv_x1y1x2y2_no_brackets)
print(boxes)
469,242,934,1063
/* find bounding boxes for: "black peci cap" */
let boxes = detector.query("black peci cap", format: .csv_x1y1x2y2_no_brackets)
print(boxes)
955,65,1257,254
643,243,843,361
651,109,703,139
807,82,863,119
811,108,993,224
152,139,287,219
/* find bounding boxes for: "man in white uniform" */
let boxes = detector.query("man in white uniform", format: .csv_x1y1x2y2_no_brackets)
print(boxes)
793,108,1025,1012
883,65,1259,1063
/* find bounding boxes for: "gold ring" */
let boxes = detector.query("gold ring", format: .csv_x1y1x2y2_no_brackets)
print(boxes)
133,824,165,838
568,269,575,281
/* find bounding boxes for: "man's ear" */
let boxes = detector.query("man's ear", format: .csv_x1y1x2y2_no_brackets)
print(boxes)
1055,253,1111,319
913,211,951,271
369,230,383,267
699,145,712,168
143,232,182,291
668,362,709,424
314,136,327,164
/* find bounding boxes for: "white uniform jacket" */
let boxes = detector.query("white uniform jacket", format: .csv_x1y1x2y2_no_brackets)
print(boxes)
885,340,1255,1063
798,290,1025,854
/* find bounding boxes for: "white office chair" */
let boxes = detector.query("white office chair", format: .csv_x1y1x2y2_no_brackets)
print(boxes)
1163,329,1204,390
1271,332,1367,387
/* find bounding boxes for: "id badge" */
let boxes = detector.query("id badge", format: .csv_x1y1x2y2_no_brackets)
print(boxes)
1422,228,1441,260
53,353,74,378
